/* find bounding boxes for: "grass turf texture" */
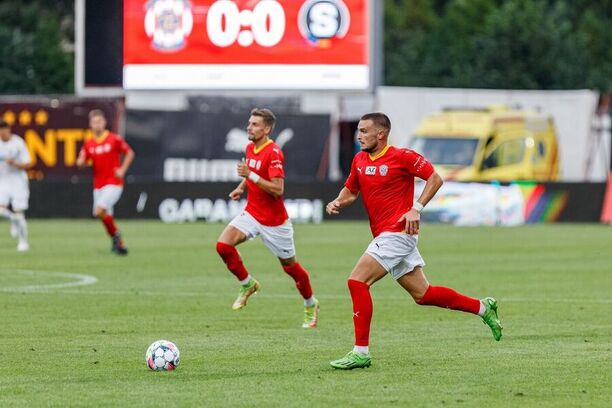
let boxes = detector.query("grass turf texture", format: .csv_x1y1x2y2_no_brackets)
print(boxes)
0,220,610,407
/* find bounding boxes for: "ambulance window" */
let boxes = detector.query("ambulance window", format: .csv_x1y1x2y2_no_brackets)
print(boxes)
483,138,526,168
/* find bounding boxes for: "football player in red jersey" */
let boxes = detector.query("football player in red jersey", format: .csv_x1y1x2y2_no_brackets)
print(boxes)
215,108,320,329
76,110,134,255
327,112,502,369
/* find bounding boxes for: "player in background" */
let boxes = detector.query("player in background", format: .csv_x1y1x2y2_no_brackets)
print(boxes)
76,110,134,255
215,108,320,329
0,120,31,251
326,112,502,369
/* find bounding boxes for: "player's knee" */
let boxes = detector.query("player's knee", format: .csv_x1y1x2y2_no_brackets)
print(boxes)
216,241,234,257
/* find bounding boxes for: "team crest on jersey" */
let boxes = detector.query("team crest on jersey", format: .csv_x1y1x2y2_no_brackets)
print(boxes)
379,165,388,176
365,166,376,175
144,0,193,51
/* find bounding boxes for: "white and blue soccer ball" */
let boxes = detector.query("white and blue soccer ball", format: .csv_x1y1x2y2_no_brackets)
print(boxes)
146,340,180,371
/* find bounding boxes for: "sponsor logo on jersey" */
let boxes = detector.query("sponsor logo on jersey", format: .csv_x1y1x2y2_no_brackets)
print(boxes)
379,164,388,176
144,0,193,51
91,144,112,155
248,158,262,171
365,166,376,175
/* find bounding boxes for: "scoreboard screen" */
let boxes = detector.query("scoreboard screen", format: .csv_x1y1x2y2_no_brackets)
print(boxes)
123,0,372,90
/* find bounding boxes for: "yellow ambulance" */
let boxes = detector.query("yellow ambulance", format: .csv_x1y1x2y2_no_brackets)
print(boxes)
410,106,560,181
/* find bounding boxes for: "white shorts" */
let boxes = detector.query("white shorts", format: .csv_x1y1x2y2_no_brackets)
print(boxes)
366,232,425,280
0,181,29,211
229,211,296,259
93,185,123,216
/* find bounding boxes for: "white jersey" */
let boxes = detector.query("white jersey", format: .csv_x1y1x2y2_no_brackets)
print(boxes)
0,134,30,186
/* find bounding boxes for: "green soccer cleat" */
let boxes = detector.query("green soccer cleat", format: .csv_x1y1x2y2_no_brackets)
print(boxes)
302,298,320,329
481,297,503,341
330,351,371,370
232,279,260,310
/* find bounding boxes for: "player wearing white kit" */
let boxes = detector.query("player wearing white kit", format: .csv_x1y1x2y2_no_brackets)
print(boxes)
0,119,31,251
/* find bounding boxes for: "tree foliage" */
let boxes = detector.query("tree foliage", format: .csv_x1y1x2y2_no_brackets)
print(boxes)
384,0,612,90
0,0,73,94
0,0,610,93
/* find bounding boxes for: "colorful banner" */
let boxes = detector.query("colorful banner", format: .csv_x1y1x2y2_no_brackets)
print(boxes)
416,181,525,226
123,0,371,89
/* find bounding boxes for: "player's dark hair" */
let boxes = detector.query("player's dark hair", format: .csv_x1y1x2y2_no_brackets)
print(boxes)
250,108,276,131
361,112,391,135
0,119,9,129
88,109,106,120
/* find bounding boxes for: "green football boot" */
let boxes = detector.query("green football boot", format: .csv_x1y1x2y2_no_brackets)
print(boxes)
481,297,503,341
232,278,260,310
302,298,320,329
330,351,371,370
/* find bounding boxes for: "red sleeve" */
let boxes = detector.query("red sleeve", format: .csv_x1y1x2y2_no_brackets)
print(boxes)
403,149,434,180
344,156,360,193
115,135,131,154
268,147,285,179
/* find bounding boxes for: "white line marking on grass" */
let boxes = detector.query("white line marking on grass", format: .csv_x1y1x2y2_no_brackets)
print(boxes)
0,269,98,293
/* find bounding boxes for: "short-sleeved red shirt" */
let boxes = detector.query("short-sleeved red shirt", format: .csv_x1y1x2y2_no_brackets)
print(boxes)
81,132,132,189
244,140,289,226
345,145,434,237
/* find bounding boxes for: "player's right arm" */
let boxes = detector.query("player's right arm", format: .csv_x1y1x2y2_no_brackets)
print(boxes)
327,155,361,215
326,187,359,215
76,145,89,168
229,179,247,200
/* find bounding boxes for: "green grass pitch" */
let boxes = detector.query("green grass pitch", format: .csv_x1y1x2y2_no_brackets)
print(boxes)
0,220,610,407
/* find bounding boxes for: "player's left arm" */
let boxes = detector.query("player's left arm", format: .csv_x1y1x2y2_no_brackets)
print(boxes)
398,150,444,234
237,160,284,198
6,159,32,170
399,171,443,235
115,139,135,179
6,141,32,170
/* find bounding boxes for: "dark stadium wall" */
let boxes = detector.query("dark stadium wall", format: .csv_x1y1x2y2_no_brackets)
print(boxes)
28,181,605,223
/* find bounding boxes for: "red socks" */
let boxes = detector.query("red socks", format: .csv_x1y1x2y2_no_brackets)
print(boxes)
282,262,313,299
417,285,481,314
216,242,249,281
101,214,118,237
348,279,373,347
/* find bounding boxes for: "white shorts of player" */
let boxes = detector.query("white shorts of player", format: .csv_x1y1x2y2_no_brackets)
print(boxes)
93,185,123,216
229,210,296,259
366,232,426,280
0,181,29,211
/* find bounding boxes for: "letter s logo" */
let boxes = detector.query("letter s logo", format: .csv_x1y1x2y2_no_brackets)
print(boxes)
298,0,350,44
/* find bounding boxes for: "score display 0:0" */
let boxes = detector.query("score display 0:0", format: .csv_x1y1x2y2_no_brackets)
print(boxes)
206,1,286,47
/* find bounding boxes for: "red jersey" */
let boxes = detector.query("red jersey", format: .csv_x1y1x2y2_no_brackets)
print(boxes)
345,145,434,237
81,132,132,189
244,140,288,226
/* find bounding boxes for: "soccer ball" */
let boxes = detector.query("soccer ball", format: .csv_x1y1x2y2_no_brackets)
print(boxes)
146,340,180,371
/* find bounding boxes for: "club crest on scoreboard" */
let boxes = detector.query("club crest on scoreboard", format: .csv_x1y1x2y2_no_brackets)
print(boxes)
144,0,194,51
298,0,351,47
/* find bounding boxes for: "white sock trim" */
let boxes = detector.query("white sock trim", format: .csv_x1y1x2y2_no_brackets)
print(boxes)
478,301,486,316
239,275,252,286
304,296,316,307
353,345,369,355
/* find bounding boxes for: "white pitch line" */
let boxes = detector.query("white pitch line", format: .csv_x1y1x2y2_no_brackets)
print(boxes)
0,269,98,293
